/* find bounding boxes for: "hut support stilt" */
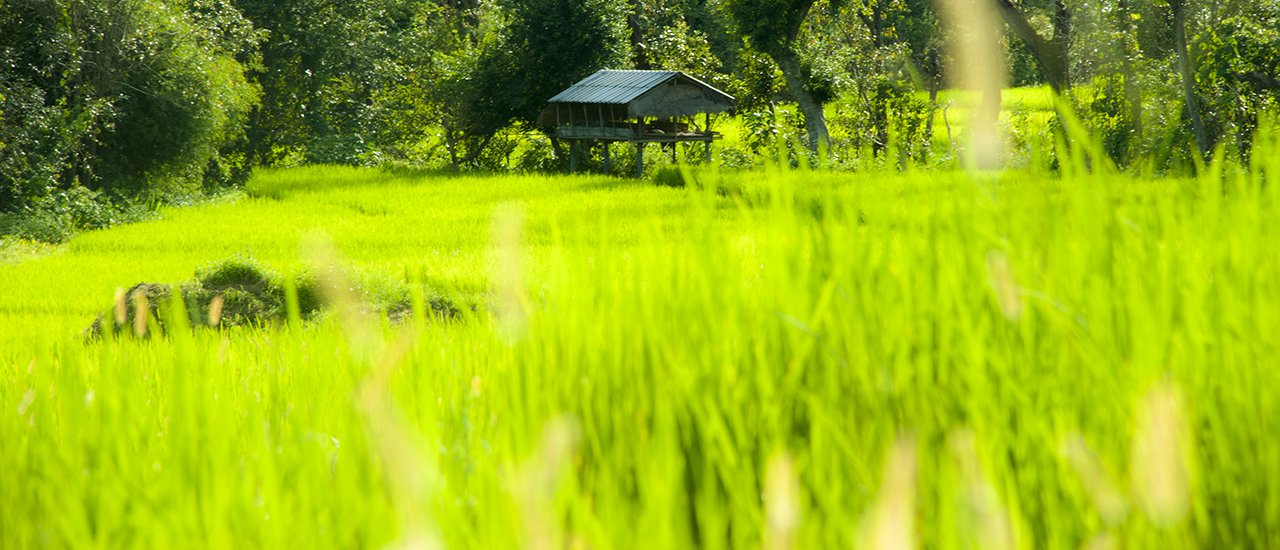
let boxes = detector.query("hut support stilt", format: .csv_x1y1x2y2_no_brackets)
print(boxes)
636,143,645,178
569,141,579,173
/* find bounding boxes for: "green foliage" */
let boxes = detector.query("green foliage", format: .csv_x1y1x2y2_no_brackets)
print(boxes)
0,186,152,243
722,40,786,111
0,80,77,209
371,1,504,170
368,0,632,170
0,0,260,213
1193,6,1280,158
644,18,724,80
726,0,832,57
232,0,415,166
480,0,633,127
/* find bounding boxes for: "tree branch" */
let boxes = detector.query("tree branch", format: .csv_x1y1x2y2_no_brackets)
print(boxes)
1236,71,1280,91
991,0,1068,91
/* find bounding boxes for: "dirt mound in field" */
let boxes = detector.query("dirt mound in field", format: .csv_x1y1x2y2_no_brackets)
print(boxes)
83,283,173,339
84,258,462,340
84,259,323,340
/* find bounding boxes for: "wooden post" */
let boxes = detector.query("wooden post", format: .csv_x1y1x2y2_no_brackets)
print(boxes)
705,113,713,164
569,141,578,173
635,142,644,178
602,142,611,175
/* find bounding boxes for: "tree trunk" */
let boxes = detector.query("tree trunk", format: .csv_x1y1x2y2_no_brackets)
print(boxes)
1116,0,1143,151
872,85,889,155
773,48,830,154
628,0,650,70
1171,0,1209,158
1051,0,1071,82
445,130,461,172
550,136,567,168
461,134,494,167
925,86,940,160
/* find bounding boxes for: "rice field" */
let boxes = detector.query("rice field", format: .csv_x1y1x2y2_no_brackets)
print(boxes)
2,130,1280,548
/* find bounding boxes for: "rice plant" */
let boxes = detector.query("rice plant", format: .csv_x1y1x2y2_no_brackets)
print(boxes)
2,135,1279,547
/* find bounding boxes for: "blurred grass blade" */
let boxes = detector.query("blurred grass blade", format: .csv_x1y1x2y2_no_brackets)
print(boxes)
765,451,801,550
950,430,1015,550
1131,382,1192,527
860,435,918,550
492,203,528,343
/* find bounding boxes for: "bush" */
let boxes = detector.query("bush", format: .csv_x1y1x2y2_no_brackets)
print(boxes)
195,258,280,295
0,209,74,244
655,165,704,188
0,186,152,243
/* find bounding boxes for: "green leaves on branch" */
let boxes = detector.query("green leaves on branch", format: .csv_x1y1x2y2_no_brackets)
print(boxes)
0,0,260,213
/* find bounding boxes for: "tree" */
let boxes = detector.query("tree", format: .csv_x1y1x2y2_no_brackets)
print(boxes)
1168,0,1209,157
373,0,631,170
628,0,726,83
837,0,942,159
456,0,630,165
494,0,631,124
1,0,260,211
1113,0,1144,147
232,0,416,165
372,0,500,170
727,0,839,153
1192,1,1280,159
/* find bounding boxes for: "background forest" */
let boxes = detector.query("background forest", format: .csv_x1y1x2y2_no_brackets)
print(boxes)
2,0,1278,241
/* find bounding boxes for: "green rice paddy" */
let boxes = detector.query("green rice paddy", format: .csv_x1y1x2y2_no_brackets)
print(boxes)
2,134,1279,547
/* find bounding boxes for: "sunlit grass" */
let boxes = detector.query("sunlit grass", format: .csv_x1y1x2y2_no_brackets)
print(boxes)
2,140,1280,547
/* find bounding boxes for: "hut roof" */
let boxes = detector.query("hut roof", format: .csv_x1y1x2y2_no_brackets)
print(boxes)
545,70,734,118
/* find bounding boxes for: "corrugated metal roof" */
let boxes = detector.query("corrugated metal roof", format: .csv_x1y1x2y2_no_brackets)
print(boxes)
547,70,681,104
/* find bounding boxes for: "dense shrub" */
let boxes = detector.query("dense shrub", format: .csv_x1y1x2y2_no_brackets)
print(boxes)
0,187,152,243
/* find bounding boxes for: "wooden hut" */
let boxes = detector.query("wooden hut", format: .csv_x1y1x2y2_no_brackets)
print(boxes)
537,70,735,176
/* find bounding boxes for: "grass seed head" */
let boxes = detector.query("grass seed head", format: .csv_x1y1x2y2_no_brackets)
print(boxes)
986,251,1022,322
491,203,528,342
131,290,149,337
1061,434,1128,526
303,233,377,360
860,435,918,550
208,293,225,327
1082,533,1117,550
113,287,127,327
765,451,801,550
934,0,1008,170
517,416,581,550
950,430,1015,550
1131,382,1191,527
